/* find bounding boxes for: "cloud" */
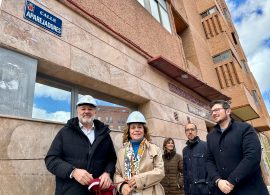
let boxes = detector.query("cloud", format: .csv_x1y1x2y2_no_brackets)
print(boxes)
32,106,70,123
226,0,265,19
34,83,71,101
225,0,270,114
226,0,270,56
249,48,270,92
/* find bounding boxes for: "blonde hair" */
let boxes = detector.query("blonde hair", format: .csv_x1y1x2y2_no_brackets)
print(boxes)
122,123,151,143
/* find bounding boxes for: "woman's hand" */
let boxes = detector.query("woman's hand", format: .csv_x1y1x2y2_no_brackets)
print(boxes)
128,176,137,189
122,183,132,195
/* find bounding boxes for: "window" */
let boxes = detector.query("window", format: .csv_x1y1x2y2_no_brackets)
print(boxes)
159,3,171,32
231,32,238,45
251,90,259,107
137,0,172,33
223,8,229,20
212,50,232,64
201,6,218,18
32,81,71,123
241,60,249,74
149,0,160,22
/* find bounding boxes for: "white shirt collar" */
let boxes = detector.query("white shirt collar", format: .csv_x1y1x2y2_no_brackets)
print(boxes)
79,122,95,131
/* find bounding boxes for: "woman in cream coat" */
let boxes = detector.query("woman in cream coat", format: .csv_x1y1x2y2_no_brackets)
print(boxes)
114,111,165,195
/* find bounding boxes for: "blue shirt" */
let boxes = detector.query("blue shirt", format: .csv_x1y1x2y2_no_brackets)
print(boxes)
130,138,143,159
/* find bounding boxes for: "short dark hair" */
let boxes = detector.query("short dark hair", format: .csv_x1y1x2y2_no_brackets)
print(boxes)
185,123,198,130
210,100,230,109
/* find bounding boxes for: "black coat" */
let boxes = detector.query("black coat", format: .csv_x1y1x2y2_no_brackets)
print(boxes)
183,137,212,195
206,119,268,195
45,118,117,195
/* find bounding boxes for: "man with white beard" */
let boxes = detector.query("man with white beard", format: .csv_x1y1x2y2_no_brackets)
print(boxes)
45,95,117,195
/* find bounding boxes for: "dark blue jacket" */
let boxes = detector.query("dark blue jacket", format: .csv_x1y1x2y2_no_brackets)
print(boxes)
45,118,117,195
206,119,268,195
183,136,212,195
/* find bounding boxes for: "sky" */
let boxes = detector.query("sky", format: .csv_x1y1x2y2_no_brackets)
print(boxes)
225,0,270,115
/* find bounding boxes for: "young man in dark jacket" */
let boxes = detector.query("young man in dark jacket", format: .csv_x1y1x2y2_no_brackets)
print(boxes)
45,95,117,195
183,123,212,195
207,100,268,195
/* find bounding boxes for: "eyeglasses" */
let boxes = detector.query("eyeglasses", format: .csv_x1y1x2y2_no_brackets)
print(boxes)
185,128,196,132
210,108,225,114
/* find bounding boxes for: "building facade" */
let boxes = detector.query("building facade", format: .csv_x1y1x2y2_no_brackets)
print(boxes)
0,0,269,194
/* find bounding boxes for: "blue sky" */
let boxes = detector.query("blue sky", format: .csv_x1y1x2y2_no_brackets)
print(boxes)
225,0,270,115
34,96,70,113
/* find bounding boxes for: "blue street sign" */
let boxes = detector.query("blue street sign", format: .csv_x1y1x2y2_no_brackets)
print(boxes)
24,0,62,36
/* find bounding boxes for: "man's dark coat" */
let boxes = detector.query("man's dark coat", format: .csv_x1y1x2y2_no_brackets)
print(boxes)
45,118,117,195
206,119,268,195
183,136,213,195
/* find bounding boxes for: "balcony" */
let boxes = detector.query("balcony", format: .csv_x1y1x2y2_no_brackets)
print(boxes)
251,116,270,132
169,0,188,24
169,0,188,35
202,12,224,39
223,84,259,121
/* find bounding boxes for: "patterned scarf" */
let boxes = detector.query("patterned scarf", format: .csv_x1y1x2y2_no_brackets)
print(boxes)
124,138,146,180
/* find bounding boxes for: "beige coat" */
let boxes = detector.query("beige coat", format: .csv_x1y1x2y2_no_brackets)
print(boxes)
114,140,165,195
